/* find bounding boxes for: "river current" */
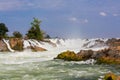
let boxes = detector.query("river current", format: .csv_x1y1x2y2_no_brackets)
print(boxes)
0,38,119,80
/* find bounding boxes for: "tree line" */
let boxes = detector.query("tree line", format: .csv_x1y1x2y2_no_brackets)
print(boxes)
0,18,50,40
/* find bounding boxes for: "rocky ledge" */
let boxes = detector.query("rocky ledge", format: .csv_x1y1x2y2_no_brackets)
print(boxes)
0,38,56,52
55,48,120,64
55,38,120,64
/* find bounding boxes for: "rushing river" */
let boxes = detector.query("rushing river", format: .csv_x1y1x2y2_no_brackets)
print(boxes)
0,38,119,80
0,51,120,80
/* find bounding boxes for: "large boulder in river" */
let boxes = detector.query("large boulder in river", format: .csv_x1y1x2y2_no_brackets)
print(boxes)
55,50,82,61
9,38,23,51
0,40,8,51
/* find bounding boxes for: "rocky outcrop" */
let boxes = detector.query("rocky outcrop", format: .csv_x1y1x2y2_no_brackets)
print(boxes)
77,50,94,60
106,38,120,48
0,38,51,52
55,47,120,64
96,48,120,64
55,50,82,61
0,40,8,52
9,38,23,51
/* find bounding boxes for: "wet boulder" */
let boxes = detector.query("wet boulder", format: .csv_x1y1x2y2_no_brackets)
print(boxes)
55,50,82,61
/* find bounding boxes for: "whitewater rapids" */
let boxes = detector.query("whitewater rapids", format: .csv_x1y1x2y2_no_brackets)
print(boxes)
0,38,108,64
0,38,117,80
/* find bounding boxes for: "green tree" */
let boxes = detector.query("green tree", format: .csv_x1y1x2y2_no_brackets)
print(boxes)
13,31,22,38
26,18,44,40
0,23,9,39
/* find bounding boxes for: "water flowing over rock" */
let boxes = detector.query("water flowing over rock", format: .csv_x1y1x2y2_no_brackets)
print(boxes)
83,38,107,48
3,39,15,52
0,39,8,51
9,38,23,51
31,46,47,52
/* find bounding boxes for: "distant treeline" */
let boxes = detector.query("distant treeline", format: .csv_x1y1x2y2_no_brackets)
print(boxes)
0,17,50,40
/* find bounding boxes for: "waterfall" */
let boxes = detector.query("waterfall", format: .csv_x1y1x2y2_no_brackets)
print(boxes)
2,39,15,52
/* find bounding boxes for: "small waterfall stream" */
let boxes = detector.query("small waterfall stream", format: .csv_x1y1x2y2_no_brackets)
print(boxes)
2,39,15,52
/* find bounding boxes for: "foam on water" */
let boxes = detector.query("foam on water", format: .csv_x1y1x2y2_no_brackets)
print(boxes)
0,38,119,80
3,39,15,52
0,38,109,65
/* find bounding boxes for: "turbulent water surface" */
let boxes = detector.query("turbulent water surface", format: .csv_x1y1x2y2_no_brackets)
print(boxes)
0,39,119,80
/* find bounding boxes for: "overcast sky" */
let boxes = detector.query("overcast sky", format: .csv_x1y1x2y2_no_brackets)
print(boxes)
0,0,120,38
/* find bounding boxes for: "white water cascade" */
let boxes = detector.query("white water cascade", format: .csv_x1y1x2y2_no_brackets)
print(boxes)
24,39,56,50
0,38,109,64
2,39,15,52
0,38,117,80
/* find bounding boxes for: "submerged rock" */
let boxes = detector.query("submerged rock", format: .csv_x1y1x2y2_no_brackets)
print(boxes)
103,73,120,80
31,46,47,52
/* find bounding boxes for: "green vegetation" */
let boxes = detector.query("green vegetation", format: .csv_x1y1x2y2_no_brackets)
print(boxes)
0,17,49,40
13,31,23,38
0,23,9,39
26,17,44,40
